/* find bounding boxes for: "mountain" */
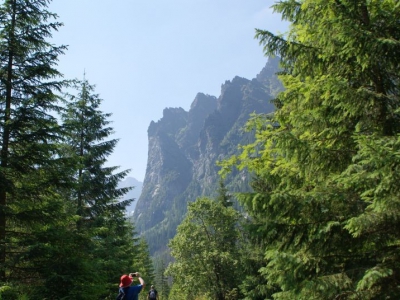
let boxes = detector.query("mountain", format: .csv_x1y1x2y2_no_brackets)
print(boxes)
132,57,282,256
119,176,143,215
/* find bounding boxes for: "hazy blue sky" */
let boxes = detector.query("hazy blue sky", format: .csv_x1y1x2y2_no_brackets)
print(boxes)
48,0,288,181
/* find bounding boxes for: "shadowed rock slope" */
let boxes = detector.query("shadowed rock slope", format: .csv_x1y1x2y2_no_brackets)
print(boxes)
132,57,282,256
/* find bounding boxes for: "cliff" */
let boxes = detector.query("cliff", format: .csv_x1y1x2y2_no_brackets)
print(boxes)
132,57,282,255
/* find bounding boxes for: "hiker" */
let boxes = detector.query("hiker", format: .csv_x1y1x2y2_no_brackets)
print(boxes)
147,285,159,300
116,272,145,300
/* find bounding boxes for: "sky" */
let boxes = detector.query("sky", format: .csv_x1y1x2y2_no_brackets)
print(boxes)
48,0,288,182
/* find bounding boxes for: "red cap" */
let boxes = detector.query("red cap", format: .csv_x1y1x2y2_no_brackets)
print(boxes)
119,274,132,287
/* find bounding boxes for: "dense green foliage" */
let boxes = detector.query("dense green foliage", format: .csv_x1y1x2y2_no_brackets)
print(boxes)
2,0,399,299
167,196,243,300
153,258,170,299
220,0,400,299
57,77,137,299
0,1,150,299
0,0,67,287
131,238,156,300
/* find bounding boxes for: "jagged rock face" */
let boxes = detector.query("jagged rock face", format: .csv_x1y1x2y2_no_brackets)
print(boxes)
133,57,282,255
134,107,193,232
195,75,276,195
256,56,284,96
176,93,217,159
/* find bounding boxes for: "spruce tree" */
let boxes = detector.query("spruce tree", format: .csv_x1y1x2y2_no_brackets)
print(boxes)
131,238,154,300
0,0,67,285
61,77,132,228
154,258,170,300
60,77,135,298
223,0,400,298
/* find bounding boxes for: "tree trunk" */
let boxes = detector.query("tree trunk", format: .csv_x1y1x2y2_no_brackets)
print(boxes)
0,0,16,282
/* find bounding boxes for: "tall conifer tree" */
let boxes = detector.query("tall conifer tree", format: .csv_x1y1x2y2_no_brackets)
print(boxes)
61,77,132,228
223,0,400,298
60,77,135,298
130,238,154,300
154,258,170,300
0,0,67,284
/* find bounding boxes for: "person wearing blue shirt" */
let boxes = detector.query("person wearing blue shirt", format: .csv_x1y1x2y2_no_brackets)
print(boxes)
116,272,145,300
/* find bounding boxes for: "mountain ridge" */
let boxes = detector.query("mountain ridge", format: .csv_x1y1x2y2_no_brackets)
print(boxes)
133,57,282,256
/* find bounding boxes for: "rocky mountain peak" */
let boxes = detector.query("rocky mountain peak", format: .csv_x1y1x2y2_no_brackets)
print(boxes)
148,107,187,137
190,92,217,111
133,58,282,256
256,56,283,96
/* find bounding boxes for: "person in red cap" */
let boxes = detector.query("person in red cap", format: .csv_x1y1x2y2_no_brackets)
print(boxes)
116,272,145,300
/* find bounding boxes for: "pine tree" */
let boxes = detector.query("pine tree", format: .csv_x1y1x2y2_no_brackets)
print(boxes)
130,238,155,300
154,258,170,300
0,0,68,284
222,0,400,298
61,77,133,229
59,77,136,298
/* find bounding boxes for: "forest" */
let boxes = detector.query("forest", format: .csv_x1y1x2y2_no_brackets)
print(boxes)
1,0,400,299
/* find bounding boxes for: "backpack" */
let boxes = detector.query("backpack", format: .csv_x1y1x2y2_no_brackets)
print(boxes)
116,287,130,300
149,289,157,299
